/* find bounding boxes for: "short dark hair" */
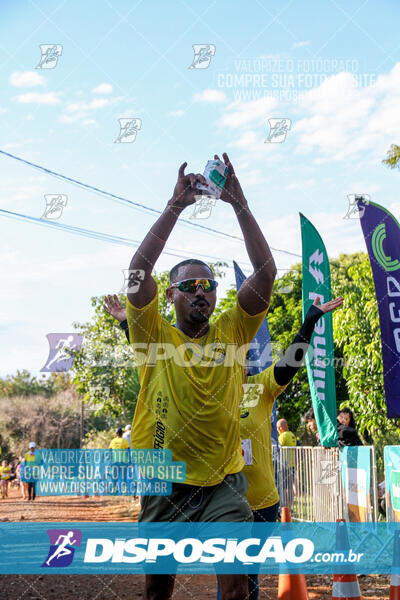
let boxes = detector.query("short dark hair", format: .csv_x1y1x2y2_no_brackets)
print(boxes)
304,407,315,421
116,427,123,436
169,259,214,284
338,407,356,428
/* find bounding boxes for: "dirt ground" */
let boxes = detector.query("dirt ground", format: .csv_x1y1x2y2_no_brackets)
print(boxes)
0,487,391,599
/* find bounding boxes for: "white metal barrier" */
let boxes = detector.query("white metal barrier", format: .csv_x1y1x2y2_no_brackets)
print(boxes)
274,446,378,522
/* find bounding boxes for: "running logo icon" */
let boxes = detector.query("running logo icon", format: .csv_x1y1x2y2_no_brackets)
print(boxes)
188,44,216,69
41,194,68,220
316,460,341,485
115,118,142,143
343,194,370,219
42,529,82,568
189,196,216,220
264,118,291,143
41,333,82,372
36,44,63,69
120,269,145,294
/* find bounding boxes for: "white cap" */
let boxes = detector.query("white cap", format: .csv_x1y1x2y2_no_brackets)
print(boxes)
28,442,37,449
124,424,131,431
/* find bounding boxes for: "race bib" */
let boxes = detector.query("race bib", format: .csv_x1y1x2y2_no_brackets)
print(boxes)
241,439,253,466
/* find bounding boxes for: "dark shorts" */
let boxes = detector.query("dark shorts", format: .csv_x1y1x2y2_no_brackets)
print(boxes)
139,472,253,522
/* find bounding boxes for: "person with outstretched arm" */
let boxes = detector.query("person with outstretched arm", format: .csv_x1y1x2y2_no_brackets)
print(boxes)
106,294,343,600
116,153,277,600
240,295,343,599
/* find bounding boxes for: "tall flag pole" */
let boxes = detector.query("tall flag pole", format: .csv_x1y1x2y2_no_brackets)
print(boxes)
300,214,338,447
233,261,279,445
357,198,400,417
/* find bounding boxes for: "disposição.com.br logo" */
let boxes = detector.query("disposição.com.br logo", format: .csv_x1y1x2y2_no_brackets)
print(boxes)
42,529,82,568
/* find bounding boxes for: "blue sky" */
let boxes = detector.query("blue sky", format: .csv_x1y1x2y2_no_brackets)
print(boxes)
1,0,400,376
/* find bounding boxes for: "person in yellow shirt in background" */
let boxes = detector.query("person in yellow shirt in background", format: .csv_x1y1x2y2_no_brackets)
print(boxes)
239,295,343,600
22,442,39,501
0,460,11,498
109,428,130,450
277,417,298,508
277,418,297,447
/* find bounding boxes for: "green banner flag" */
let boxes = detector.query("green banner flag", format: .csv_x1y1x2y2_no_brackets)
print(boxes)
300,213,338,447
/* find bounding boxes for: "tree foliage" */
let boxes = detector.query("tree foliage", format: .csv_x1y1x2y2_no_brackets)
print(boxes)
212,253,395,442
332,254,399,443
382,144,400,170
0,389,83,459
0,370,71,398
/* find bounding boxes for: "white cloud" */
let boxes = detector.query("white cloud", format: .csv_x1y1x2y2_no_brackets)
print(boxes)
294,64,400,161
65,98,113,112
292,41,310,48
193,89,227,103
228,130,261,150
92,83,113,95
58,113,85,124
9,71,44,87
13,92,62,104
82,118,97,126
169,109,184,117
286,178,316,190
239,169,267,187
220,96,277,128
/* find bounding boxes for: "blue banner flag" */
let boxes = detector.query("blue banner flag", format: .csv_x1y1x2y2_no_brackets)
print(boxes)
233,261,278,445
357,199,400,417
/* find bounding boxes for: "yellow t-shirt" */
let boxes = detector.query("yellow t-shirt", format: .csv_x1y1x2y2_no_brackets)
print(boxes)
278,431,297,468
0,465,11,480
240,366,288,510
127,290,267,486
109,437,130,449
24,452,36,462
278,431,297,447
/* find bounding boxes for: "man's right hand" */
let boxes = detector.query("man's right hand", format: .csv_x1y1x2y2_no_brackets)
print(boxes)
168,162,207,209
104,295,127,322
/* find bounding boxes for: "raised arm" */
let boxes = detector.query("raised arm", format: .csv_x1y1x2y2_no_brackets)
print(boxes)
217,153,277,315
103,295,130,342
274,296,344,386
127,163,206,308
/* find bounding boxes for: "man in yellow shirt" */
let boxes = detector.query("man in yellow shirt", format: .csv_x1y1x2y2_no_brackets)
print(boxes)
277,419,297,447
109,428,130,450
124,153,277,600
22,442,39,501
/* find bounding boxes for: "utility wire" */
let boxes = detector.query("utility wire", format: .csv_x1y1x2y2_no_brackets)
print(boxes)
0,149,301,258
0,207,294,272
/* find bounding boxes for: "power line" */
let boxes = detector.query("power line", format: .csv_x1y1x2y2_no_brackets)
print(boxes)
0,207,294,272
0,149,301,258
0,207,247,266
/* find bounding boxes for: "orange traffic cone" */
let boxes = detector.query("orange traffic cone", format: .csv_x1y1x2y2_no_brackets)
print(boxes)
389,530,400,600
278,507,309,600
332,520,361,600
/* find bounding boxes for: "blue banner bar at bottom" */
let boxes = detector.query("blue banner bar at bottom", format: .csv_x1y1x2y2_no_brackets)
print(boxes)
0,522,399,574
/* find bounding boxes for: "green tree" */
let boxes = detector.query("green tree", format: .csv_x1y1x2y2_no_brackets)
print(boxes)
0,389,83,458
212,257,366,433
0,370,71,398
383,144,400,169
332,254,400,445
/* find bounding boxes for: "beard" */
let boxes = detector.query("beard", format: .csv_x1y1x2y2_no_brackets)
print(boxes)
189,310,209,323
